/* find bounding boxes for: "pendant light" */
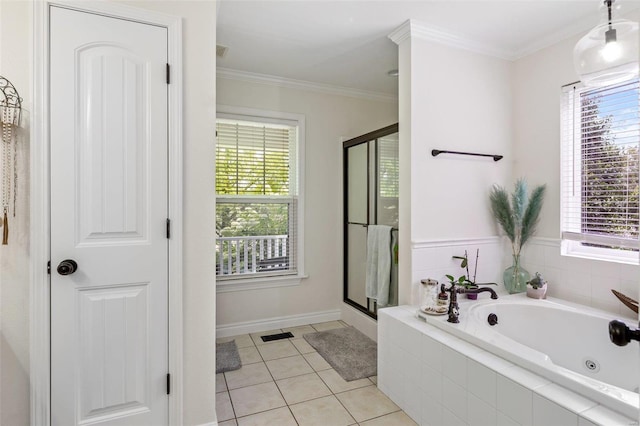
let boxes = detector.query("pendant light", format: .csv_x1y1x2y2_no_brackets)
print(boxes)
573,0,639,87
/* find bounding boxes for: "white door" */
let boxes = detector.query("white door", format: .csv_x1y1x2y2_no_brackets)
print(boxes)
50,6,169,426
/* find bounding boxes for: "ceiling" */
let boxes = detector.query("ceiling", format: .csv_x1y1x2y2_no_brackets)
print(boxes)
217,0,640,96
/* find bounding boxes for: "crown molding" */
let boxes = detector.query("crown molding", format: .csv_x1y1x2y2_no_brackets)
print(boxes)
388,20,513,60
387,14,627,62
217,67,398,103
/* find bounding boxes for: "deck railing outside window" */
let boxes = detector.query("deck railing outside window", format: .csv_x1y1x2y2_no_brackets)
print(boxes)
216,235,290,277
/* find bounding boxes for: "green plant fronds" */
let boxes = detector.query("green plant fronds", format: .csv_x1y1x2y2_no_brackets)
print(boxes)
520,184,546,248
489,185,515,242
511,178,528,227
490,179,546,255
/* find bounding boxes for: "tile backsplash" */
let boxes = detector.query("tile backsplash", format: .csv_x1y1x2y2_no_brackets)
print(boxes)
518,238,638,319
410,237,638,319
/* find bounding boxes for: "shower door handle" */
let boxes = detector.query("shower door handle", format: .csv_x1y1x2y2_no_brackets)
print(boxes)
609,320,640,346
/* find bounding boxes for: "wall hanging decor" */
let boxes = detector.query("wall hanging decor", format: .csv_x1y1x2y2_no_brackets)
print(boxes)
0,75,22,245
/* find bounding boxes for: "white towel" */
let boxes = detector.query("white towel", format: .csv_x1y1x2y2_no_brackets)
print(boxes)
365,225,392,307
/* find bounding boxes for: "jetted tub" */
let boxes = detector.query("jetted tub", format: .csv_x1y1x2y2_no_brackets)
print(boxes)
422,294,639,419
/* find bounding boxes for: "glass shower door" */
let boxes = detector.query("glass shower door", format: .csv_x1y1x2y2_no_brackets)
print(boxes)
343,124,398,317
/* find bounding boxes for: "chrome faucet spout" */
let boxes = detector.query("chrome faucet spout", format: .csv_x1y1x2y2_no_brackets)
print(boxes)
459,287,499,299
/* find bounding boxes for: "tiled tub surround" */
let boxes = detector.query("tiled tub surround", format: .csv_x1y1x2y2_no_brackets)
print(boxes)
518,238,639,318
410,237,639,320
378,305,637,426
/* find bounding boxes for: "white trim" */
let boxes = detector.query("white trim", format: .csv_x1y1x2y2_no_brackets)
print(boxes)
31,2,184,425
217,67,397,103
31,3,51,425
195,423,218,426
216,309,341,338
411,236,502,250
529,237,561,248
387,17,615,62
216,274,308,293
388,20,513,60
216,104,306,284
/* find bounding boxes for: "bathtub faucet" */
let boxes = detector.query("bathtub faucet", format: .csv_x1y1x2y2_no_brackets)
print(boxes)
442,283,460,324
442,284,499,324
459,287,499,300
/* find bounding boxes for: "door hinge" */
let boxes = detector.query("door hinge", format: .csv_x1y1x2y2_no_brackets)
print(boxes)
47,260,51,275
166,373,171,395
166,63,170,84
166,218,171,239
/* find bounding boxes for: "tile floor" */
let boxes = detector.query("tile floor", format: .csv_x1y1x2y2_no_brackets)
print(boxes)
216,320,417,426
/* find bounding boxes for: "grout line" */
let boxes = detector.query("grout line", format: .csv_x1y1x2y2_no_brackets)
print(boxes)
221,323,410,426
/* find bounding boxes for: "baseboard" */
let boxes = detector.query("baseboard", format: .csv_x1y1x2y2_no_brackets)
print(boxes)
195,422,217,426
216,309,342,338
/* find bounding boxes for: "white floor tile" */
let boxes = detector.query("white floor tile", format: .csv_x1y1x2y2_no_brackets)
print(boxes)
266,355,314,380
276,373,332,405
289,395,355,426
335,385,400,423
238,346,262,365
311,321,345,332
236,407,297,426
317,368,372,393
216,391,235,422
303,352,332,372
359,411,417,426
229,382,287,418
256,340,299,361
224,362,273,390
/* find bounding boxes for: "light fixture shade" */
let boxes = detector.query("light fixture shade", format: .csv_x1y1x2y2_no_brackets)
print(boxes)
574,15,639,87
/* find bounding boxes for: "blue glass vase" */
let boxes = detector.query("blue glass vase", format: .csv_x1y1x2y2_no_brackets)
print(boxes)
503,254,530,294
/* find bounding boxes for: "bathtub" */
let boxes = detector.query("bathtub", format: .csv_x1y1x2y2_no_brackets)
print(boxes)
421,293,639,419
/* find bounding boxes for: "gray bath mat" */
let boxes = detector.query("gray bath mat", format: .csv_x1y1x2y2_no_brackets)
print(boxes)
303,327,376,381
216,340,242,374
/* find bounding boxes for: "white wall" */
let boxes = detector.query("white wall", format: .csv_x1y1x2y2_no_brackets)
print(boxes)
0,1,217,424
0,2,32,424
393,23,513,305
216,76,398,329
512,13,640,316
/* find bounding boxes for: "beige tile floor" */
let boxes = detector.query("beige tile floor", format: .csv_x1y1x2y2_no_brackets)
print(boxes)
216,321,417,426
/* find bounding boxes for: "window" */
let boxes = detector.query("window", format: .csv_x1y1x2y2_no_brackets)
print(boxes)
561,80,639,263
215,107,304,283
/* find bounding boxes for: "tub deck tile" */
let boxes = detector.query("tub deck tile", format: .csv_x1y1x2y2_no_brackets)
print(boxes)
534,383,598,415
501,365,551,390
579,405,636,426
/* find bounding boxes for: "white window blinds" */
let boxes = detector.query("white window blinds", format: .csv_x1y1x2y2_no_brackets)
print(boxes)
215,117,300,278
561,80,640,253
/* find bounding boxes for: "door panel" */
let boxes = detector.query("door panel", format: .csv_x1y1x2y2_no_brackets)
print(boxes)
50,7,168,426
78,45,149,244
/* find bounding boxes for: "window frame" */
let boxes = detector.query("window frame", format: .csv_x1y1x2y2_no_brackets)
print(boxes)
215,105,307,291
560,81,640,265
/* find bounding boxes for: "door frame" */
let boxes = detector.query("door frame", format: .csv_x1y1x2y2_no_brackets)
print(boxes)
31,2,184,425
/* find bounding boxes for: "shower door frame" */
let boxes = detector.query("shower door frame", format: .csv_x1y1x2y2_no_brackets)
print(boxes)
343,123,398,319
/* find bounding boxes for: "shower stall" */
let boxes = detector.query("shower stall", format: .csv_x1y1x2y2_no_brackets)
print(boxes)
343,123,399,318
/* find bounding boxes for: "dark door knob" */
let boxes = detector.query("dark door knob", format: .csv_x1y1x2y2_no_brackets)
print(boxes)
609,320,640,346
57,259,78,276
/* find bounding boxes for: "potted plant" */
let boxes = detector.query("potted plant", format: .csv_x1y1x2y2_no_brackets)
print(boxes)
451,249,496,300
526,272,547,299
489,178,546,294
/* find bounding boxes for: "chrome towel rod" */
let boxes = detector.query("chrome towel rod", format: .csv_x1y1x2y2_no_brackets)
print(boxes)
431,149,503,162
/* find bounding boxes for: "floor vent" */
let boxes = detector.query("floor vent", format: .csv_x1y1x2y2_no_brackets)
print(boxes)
261,332,294,342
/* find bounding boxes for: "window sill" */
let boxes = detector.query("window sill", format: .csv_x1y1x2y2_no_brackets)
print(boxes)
216,274,309,293
561,240,639,265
